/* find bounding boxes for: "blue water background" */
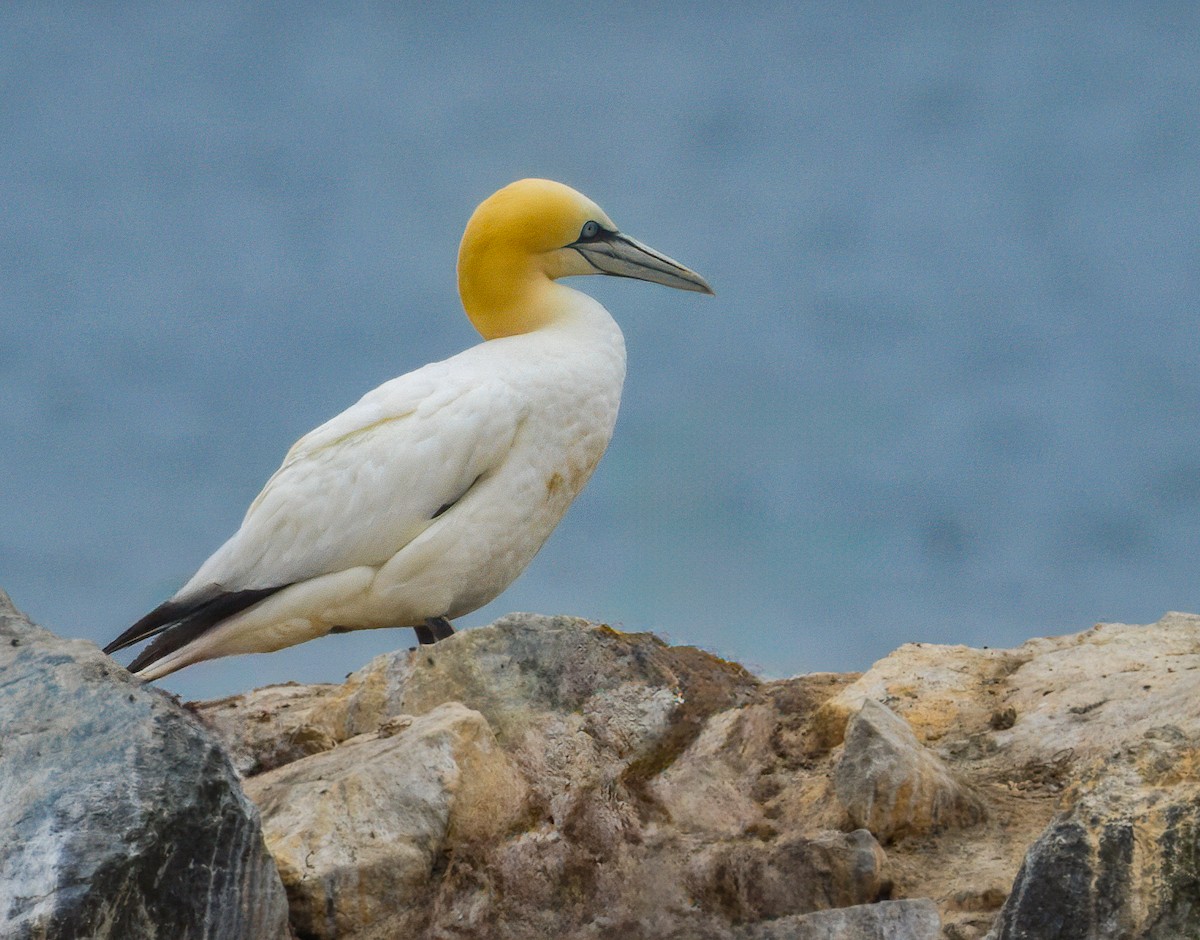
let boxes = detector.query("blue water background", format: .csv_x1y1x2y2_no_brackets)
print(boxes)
2,4,1198,700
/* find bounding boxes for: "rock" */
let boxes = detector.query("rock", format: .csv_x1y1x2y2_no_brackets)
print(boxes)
221,615,776,939
737,899,942,939
193,680,344,776
818,613,1200,768
834,698,986,842
650,706,771,837
812,642,1024,749
181,608,1200,939
687,829,890,921
650,672,861,839
994,613,1200,766
798,612,1200,938
395,614,759,834
244,701,527,940
987,728,1200,939
194,647,413,775
402,612,753,733
0,590,289,940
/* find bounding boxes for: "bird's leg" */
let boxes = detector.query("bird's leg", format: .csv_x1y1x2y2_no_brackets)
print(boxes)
423,616,456,643
413,623,436,645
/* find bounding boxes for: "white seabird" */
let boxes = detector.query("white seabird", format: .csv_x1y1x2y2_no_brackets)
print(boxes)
105,178,712,680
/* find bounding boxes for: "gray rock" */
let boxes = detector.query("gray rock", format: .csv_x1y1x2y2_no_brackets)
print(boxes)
737,899,941,939
0,591,289,940
402,613,758,824
835,698,986,842
401,613,757,746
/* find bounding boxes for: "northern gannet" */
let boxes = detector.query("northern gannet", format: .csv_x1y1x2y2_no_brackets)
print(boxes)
104,179,712,680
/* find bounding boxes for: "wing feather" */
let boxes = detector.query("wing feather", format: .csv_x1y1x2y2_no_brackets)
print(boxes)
175,354,526,600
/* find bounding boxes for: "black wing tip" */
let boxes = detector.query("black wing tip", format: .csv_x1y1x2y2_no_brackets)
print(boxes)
109,585,290,676
126,637,170,675
103,600,191,655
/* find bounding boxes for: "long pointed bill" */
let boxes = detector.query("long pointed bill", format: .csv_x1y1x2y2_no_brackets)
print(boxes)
572,231,714,294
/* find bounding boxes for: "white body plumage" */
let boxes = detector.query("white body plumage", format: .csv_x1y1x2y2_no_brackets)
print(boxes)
150,292,624,677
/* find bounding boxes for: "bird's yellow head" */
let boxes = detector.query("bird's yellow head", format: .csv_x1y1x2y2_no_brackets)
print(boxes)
458,178,712,339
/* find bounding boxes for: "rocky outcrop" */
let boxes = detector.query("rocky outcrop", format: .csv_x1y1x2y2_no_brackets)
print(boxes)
193,611,1200,939
814,613,1200,939
6,589,1200,940
0,591,289,940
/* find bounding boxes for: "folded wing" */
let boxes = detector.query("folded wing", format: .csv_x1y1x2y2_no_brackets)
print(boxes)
107,354,526,661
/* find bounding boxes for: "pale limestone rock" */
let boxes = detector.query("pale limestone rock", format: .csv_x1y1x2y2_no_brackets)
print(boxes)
402,614,757,823
651,672,859,839
994,613,1200,767
835,698,985,842
244,701,526,940
203,615,761,938
813,642,1023,748
815,613,1200,767
337,646,417,729
192,680,343,775
195,646,414,775
808,612,1200,938
737,899,941,940
651,708,766,836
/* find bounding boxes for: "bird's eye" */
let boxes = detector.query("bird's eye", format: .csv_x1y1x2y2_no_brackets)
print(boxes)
579,221,601,241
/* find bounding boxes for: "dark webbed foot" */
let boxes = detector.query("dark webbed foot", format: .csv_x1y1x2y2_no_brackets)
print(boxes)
415,616,455,645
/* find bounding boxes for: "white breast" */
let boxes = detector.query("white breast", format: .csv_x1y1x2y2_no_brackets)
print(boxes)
366,290,627,623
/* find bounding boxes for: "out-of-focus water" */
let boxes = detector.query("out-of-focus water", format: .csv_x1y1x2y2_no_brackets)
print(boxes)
2,4,1198,700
